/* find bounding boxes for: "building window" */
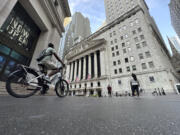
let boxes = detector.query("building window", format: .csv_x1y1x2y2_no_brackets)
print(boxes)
110,33,112,37
132,30,136,35
130,56,135,62
122,42,125,47
118,80,121,85
142,63,147,69
115,45,118,49
140,35,145,40
142,41,147,47
114,69,118,74
148,61,155,68
125,58,129,63
111,41,113,45
112,53,115,57
114,39,117,43
111,47,114,51
145,51,151,58
119,68,122,73
121,36,124,40
79,84,81,88
91,82,93,87
139,53,144,60
132,65,136,71
113,31,116,35
113,61,116,66
123,48,127,54
149,76,155,82
118,60,121,65
98,82,101,87
136,44,141,49
126,66,130,72
116,51,120,56
138,27,142,32
134,37,139,42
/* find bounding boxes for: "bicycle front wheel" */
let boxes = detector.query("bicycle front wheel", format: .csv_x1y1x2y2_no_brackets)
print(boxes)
55,79,69,97
6,70,40,98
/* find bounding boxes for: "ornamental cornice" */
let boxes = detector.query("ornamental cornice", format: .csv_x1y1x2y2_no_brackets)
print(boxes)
39,0,70,36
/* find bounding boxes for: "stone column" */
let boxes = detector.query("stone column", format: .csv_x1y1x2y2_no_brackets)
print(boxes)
94,52,98,78
69,62,73,82
100,50,105,76
74,60,77,81
66,64,70,81
83,56,86,80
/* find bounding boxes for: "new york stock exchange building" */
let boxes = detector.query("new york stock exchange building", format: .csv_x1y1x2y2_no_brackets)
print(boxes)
0,0,71,92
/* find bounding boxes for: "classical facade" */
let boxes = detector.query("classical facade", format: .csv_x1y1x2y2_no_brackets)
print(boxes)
59,12,91,59
64,0,179,96
169,0,180,38
168,36,180,54
0,0,71,81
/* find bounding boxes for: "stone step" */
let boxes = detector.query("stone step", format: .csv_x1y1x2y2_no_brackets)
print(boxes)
0,82,8,95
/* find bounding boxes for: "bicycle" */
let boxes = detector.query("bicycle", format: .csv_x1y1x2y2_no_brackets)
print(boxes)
6,64,69,98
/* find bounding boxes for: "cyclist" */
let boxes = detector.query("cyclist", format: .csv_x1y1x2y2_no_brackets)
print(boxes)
37,43,65,93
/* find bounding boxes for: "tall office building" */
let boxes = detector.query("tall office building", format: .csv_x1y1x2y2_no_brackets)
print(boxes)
168,36,180,54
64,0,179,96
169,0,180,38
168,36,180,76
59,12,91,59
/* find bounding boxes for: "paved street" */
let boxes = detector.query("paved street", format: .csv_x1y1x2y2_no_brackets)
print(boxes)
0,95,180,135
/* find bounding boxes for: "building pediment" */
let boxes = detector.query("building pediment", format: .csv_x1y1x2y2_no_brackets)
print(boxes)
66,39,106,60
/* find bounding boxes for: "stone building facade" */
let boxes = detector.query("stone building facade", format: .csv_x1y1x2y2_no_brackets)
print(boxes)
64,0,179,96
169,0,180,38
0,0,71,81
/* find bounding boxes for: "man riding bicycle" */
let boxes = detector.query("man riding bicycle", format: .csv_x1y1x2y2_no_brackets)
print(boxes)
37,43,65,94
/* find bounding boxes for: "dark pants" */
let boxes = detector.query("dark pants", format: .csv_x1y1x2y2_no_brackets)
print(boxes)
132,85,139,96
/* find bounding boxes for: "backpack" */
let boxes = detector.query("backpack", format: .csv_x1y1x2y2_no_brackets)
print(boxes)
36,49,52,62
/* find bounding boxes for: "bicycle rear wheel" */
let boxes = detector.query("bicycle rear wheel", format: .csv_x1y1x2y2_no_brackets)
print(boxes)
6,70,41,98
55,79,69,97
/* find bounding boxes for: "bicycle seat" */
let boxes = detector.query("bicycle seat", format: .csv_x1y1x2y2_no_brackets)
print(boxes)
38,64,45,67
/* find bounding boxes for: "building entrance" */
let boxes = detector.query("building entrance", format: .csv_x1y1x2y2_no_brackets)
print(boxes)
0,2,40,81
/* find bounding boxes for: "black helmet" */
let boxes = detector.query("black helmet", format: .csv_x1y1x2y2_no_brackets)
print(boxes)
48,43,54,48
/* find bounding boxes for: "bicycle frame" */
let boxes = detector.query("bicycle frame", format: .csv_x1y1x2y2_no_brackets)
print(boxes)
16,64,66,88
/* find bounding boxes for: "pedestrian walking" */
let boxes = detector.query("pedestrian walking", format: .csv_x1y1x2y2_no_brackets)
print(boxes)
161,88,166,96
130,73,140,97
107,85,112,97
158,88,162,96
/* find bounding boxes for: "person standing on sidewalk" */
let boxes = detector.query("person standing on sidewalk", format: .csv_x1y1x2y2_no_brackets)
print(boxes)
107,85,112,97
130,73,140,97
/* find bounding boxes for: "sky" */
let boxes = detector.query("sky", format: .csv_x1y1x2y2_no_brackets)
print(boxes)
68,0,177,52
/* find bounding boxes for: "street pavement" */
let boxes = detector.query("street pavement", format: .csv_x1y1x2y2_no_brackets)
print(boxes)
0,95,180,135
